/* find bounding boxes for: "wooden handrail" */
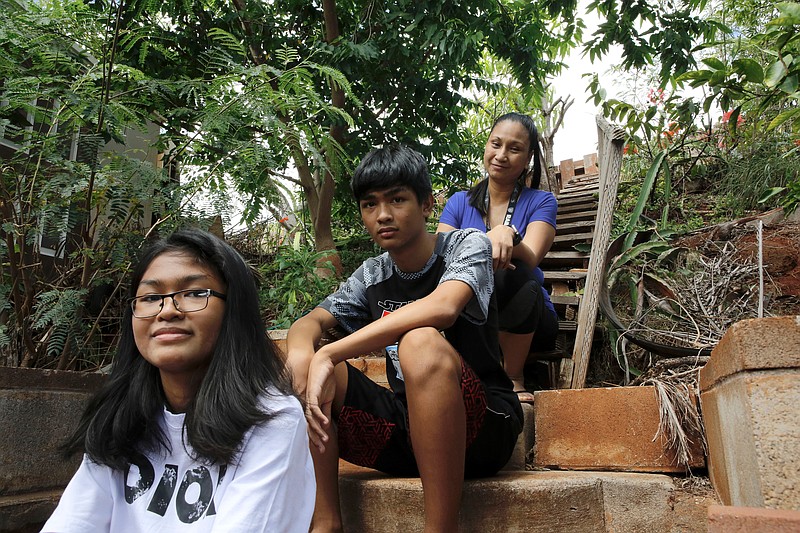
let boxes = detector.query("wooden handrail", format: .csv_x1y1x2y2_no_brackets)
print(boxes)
569,115,626,388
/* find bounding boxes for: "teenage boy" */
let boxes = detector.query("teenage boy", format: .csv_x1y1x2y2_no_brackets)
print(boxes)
286,145,522,533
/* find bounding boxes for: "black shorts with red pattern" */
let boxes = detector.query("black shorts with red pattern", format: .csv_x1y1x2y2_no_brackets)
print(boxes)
336,358,520,478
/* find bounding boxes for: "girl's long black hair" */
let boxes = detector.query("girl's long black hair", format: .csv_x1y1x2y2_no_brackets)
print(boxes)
63,229,293,469
467,112,544,217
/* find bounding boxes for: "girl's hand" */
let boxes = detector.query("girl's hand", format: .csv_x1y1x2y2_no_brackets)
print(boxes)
304,350,336,453
486,225,517,271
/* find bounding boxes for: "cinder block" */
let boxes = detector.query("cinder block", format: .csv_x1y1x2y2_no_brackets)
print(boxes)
0,368,105,496
533,386,704,472
699,316,800,511
699,316,800,391
349,356,389,387
707,504,800,533
0,490,63,532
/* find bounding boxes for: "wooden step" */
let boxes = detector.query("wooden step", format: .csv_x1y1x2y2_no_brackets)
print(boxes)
565,173,600,185
542,270,588,282
551,232,594,249
550,295,581,307
557,210,598,223
540,252,589,269
542,251,589,261
530,349,570,361
552,220,596,235
556,184,599,198
556,191,599,204
557,201,598,215
561,180,600,194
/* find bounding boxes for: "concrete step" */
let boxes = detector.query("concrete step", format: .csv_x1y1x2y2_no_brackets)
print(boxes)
334,390,716,533
338,462,714,533
268,332,719,531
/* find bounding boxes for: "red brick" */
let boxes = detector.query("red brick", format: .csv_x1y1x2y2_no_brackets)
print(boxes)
533,386,704,472
708,505,800,533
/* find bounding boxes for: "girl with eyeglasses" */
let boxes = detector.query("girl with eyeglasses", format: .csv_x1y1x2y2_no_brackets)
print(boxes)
43,229,315,532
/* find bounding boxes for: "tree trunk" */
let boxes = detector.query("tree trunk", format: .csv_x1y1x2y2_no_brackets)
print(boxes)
231,0,345,277
540,91,574,193
315,0,346,277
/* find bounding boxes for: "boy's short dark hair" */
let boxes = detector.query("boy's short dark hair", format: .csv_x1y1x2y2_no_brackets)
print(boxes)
350,145,433,203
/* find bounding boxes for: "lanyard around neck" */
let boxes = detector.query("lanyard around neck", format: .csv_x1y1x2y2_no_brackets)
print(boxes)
484,181,522,230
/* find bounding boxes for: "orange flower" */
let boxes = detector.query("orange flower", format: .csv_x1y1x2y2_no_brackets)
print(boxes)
647,88,665,105
623,144,639,155
721,110,745,126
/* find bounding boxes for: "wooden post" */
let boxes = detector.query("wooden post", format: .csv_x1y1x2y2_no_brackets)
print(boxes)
569,116,625,389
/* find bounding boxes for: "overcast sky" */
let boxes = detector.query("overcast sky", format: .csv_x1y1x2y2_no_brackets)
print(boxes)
550,2,623,164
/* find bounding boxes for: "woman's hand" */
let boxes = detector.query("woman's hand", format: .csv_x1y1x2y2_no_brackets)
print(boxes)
486,225,518,271
304,349,337,453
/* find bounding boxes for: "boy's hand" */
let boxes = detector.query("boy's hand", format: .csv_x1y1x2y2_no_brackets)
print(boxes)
305,350,336,453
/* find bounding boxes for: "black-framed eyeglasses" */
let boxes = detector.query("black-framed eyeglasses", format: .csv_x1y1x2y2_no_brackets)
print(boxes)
130,289,227,318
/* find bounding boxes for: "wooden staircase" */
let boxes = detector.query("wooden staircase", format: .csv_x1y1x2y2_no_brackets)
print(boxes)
532,116,625,389
531,154,600,388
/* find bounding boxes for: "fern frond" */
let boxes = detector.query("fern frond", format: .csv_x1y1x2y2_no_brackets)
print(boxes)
207,27,246,56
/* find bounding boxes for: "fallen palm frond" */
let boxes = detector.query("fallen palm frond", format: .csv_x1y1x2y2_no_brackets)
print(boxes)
602,219,800,470
634,358,709,471
612,239,763,353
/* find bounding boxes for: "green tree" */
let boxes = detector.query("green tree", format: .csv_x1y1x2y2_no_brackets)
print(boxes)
0,0,349,367
679,2,799,133
586,0,723,82
95,0,584,273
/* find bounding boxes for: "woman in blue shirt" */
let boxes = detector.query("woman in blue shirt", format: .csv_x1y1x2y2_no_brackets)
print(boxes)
438,113,559,402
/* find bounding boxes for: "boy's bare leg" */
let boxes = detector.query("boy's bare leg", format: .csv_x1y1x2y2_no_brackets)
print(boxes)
399,328,466,533
499,331,534,400
309,363,349,533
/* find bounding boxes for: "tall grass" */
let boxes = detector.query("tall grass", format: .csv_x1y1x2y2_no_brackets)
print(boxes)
714,138,800,216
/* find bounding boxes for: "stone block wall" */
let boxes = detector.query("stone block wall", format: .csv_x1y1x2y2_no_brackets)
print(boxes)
0,368,105,532
699,316,800,510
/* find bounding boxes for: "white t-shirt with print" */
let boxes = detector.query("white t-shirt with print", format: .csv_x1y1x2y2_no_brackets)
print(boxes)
42,392,315,532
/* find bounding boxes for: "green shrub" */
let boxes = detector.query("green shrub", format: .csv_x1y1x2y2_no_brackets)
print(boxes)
259,241,341,329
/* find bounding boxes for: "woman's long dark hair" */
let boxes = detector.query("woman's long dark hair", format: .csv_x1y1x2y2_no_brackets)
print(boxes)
63,229,292,469
467,112,544,217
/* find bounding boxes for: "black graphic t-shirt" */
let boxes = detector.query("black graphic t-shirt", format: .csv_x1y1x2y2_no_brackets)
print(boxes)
319,228,522,425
